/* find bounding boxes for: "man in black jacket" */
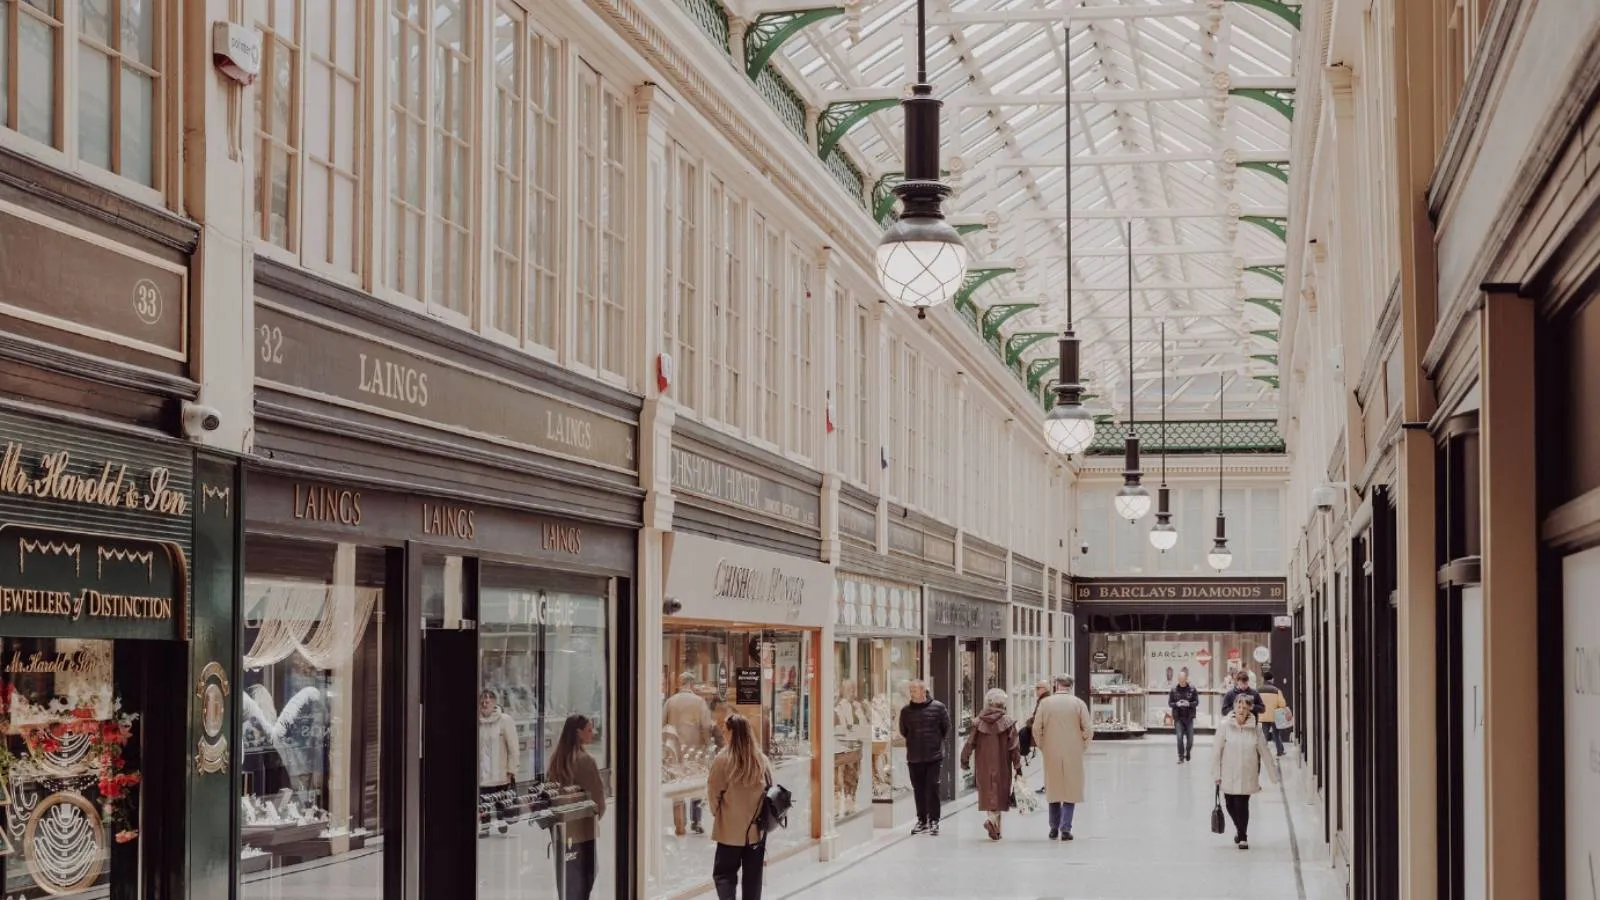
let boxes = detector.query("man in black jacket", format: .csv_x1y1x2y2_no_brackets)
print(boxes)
1222,670,1266,722
1167,669,1200,763
899,679,951,835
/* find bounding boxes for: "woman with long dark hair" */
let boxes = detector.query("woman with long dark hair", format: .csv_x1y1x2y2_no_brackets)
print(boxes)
706,713,772,899
548,714,605,898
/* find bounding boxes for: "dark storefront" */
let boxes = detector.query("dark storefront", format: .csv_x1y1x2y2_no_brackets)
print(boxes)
1073,577,1289,738
248,261,642,900
0,148,239,899
925,585,1007,802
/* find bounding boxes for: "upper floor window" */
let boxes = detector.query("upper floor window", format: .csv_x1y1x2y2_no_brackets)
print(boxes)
706,178,744,429
254,0,363,276
1,0,166,191
573,61,629,378
388,0,475,316
787,243,812,459
752,214,782,444
664,147,700,409
853,301,871,486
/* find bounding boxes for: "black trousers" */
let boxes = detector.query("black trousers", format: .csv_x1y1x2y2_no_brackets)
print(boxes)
1174,717,1196,759
908,760,943,823
1223,793,1252,840
557,838,597,899
712,840,766,900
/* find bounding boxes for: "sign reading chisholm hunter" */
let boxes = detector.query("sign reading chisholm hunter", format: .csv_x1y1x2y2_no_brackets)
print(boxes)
0,410,192,641
1076,578,1286,603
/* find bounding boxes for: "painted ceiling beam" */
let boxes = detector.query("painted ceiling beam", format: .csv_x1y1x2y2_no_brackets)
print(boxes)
959,208,1289,222
956,80,1296,107
936,4,1208,24
958,150,1288,169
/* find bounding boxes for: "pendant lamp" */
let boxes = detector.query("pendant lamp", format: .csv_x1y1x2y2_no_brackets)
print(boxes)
1043,19,1096,455
875,0,968,316
1112,221,1150,522
1207,372,1234,571
1149,321,1177,551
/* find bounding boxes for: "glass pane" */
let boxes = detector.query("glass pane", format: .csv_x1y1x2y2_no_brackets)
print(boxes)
305,60,330,158
0,637,144,898
121,0,155,63
77,46,112,169
272,42,292,137
119,66,154,185
19,14,58,145
240,537,388,899
81,0,111,43
479,568,611,900
269,147,291,246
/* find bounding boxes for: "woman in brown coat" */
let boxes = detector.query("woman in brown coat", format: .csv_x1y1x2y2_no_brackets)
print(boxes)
548,714,607,898
960,688,1023,841
707,714,773,899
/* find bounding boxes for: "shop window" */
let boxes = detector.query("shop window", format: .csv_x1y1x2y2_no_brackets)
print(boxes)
659,626,815,896
0,0,166,193
477,566,613,899
239,537,389,898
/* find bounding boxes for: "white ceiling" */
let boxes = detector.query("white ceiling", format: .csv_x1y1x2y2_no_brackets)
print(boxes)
758,0,1296,418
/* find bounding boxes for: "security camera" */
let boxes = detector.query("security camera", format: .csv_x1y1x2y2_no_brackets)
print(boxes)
181,401,222,439
663,596,683,616
1079,541,1090,557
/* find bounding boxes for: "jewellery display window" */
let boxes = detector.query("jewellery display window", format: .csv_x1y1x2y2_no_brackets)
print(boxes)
0,637,159,899
659,625,816,898
833,636,922,824
1088,631,1272,734
475,565,613,900
957,642,976,791
239,536,389,897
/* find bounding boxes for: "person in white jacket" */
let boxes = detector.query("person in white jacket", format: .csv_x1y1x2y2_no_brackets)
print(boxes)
479,689,521,835
1212,695,1279,849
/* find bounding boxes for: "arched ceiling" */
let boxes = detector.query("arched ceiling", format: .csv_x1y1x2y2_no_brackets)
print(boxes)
754,0,1297,418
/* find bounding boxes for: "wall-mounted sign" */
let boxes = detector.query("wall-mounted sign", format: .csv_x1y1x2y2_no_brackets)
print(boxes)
839,501,876,543
889,518,957,567
247,473,633,576
0,525,184,641
255,302,638,472
925,589,1007,639
663,532,833,628
835,576,921,636
735,667,763,705
1274,615,1293,630
963,542,1007,582
670,446,820,530
1076,578,1287,603
0,202,188,361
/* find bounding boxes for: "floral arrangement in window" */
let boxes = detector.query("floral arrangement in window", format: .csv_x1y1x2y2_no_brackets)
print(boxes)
28,701,141,844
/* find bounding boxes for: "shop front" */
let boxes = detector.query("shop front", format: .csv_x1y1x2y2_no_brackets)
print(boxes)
0,409,236,900
658,531,833,897
925,587,1007,801
831,574,922,836
1010,556,1048,717
1074,578,1288,738
249,263,643,900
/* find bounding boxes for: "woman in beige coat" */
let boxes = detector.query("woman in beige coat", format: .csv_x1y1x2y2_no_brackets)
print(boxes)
1213,695,1280,849
1032,674,1092,840
707,714,772,899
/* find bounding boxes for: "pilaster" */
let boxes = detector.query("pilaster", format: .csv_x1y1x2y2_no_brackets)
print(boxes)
635,83,678,401
728,17,749,70
1479,292,1541,894
818,248,843,565
184,0,255,454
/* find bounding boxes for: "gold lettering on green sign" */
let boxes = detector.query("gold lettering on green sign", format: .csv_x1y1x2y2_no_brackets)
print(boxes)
0,443,188,517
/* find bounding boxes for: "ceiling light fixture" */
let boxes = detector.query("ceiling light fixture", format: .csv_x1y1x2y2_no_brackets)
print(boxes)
1043,16,1096,455
875,0,968,317
1208,372,1234,571
1113,221,1150,523
1150,320,1178,551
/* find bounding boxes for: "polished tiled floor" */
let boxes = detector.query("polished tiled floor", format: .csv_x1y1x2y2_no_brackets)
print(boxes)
771,736,1348,900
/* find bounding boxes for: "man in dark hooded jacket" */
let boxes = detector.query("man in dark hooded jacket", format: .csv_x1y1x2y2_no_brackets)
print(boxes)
899,679,951,835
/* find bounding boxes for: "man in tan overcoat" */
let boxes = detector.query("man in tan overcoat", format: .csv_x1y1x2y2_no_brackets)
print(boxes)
1033,673,1093,840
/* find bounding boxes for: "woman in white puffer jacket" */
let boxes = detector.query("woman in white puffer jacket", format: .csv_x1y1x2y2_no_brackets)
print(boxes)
1212,695,1279,849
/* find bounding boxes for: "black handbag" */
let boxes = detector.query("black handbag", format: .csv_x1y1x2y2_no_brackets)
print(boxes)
1210,785,1226,835
752,771,793,833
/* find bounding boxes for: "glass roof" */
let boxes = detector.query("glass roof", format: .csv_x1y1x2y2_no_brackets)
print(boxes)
770,0,1297,418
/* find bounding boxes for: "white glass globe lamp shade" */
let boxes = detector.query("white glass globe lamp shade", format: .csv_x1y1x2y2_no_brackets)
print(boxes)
1208,543,1233,571
1043,404,1097,455
1149,520,1179,552
1113,485,1152,522
875,217,970,313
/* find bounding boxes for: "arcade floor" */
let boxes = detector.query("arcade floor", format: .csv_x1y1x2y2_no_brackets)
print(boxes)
769,736,1348,900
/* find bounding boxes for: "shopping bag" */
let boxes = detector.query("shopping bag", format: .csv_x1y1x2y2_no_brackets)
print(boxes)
1011,771,1040,814
1210,785,1226,835
1274,707,1293,730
